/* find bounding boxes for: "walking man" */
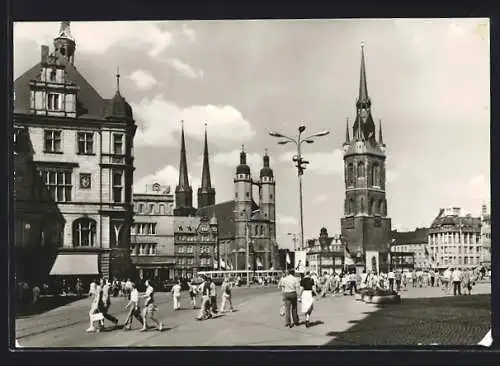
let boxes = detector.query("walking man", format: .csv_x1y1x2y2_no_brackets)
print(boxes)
197,276,211,320
171,280,182,310
141,280,163,331
279,270,300,328
395,269,402,292
123,282,143,330
209,278,218,315
452,268,462,296
388,269,395,292
100,278,119,329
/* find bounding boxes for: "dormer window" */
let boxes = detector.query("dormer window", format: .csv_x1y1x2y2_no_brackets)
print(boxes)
47,93,61,111
50,68,56,82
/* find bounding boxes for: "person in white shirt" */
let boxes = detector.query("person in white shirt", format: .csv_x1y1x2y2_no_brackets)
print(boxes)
88,280,96,298
171,280,182,310
452,268,462,296
387,270,395,292
123,283,143,330
86,281,103,332
141,280,163,332
187,280,198,308
220,277,234,313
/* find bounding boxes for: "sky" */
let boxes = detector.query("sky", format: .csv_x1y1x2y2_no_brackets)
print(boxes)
13,19,490,250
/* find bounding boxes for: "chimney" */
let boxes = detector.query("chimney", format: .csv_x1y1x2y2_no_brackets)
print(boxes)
41,45,49,63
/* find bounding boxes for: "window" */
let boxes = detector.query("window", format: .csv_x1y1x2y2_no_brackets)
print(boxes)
113,133,124,155
138,203,144,214
270,194,273,199
47,93,61,110
130,245,137,256
178,246,185,253
149,203,155,215
72,218,96,247
41,169,72,202
372,164,380,186
348,199,354,215
254,225,258,236
187,246,194,253
50,68,56,82
357,162,365,178
112,170,123,203
159,204,165,215
77,132,94,154
260,225,264,236
246,192,250,198
44,130,62,153
235,192,238,199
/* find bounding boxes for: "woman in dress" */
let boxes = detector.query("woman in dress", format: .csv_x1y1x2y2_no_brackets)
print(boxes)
299,271,318,328
220,277,234,313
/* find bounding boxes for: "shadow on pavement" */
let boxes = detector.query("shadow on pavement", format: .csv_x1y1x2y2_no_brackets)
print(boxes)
324,294,491,346
16,295,87,318
308,320,324,327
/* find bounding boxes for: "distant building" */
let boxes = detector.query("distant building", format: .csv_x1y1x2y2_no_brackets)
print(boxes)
131,183,175,282
14,22,136,283
390,228,429,269
306,227,345,274
480,204,491,266
428,207,482,269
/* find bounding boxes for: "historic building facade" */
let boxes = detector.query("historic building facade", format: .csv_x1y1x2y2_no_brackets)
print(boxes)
390,228,430,269
197,147,278,271
306,228,345,275
131,183,175,281
14,22,136,283
428,207,482,269
340,45,392,273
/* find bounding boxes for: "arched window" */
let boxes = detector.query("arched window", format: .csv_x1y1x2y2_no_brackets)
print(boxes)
369,198,374,215
367,164,373,186
372,199,378,215
254,225,258,236
73,218,97,247
348,199,354,215
260,225,264,236
379,200,385,216
347,163,354,185
359,197,365,213
159,204,165,215
372,164,380,186
357,161,365,178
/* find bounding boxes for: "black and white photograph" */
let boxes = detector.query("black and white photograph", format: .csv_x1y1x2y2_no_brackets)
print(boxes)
12,18,491,348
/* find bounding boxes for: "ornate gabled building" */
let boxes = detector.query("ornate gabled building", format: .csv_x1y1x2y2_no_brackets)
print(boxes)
340,45,392,273
14,22,136,284
197,147,278,271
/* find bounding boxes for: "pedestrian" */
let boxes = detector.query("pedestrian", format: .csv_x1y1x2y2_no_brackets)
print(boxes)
141,280,163,331
88,279,96,297
220,277,234,313
99,278,119,329
299,271,318,328
395,269,402,292
123,282,143,330
209,278,218,315
86,280,103,332
171,280,182,310
348,271,357,295
429,269,436,287
187,280,198,308
197,277,211,320
387,269,395,292
462,269,472,296
32,284,41,305
278,270,300,328
451,268,462,296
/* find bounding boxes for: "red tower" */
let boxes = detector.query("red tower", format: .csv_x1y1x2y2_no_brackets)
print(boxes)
340,44,392,273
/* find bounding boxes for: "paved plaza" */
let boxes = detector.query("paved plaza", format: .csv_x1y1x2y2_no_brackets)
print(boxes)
15,283,491,348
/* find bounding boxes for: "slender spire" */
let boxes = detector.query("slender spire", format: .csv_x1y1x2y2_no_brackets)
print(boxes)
345,118,350,143
178,121,190,188
200,122,212,189
240,144,247,164
263,148,270,167
357,42,370,107
378,119,384,145
115,66,121,93
57,21,74,41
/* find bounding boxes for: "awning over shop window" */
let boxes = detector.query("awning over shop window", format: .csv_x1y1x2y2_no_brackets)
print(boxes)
50,254,99,276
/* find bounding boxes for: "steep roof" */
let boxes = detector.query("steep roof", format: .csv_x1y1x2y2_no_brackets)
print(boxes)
430,214,481,231
173,216,201,234
391,228,429,245
14,59,108,120
196,199,259,240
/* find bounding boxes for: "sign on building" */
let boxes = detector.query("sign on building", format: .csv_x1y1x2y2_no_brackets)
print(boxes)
365,250,380,274
294,250,307,273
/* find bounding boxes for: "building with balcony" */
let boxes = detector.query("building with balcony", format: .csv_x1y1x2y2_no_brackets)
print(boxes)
131,183,175,282
14,22,136,284
428,207,482,270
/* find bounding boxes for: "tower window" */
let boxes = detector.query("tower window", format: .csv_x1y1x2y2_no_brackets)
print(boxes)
348,199,354,215
372,164,380,186
357,162,365,178
359,197,365,213
112,170,123,203
246,192,250,198
347,163,354,185
371,199,377,215
113,133,124,155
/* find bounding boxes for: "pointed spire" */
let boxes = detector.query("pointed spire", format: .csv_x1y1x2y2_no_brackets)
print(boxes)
178,121,190,188
115,66,121,93
344,118,350,144
357,42,370,106
57,21,74,40
263,148,270,168
240,144,247,165
200,122,212,189
378,119,384,145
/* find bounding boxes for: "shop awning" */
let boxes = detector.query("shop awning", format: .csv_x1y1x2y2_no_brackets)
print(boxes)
50,254,99,276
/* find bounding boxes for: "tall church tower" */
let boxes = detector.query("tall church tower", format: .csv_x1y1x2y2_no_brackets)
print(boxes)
197,124,216,208
174,122,197,216
53,21,76,65
259,150,276,251
340,44,392,272
234,146,253,270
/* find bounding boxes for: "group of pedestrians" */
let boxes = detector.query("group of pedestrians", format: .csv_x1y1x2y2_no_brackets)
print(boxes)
192,276,234,320
87,278,163,333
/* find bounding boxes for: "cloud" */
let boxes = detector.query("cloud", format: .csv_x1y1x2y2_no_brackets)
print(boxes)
386,170,400,183
313,194,329,203
164,58,203,79
134,165,201,206
14,21,174,58
213,150,274,173
438,174,490,215
131,94,255,148
128,69,158,91
277,215,298,225
278,149,344,176
182,23,196,42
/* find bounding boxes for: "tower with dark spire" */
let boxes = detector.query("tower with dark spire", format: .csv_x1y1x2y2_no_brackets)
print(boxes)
259,149,276,269
340,43,392,273
174,122,197,216
197,123,216,209
54,21,76,64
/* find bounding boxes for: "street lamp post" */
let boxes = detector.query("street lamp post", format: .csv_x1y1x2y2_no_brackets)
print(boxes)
270,125,330,251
